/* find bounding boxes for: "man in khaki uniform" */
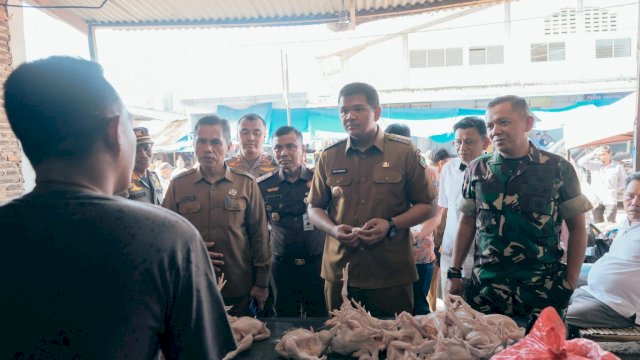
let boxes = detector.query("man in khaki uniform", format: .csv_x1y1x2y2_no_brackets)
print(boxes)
226,113,278,178
120,127,163,204
163,115,271,317
307,82,438,317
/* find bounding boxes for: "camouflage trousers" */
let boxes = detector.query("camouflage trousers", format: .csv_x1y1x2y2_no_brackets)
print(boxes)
467,263,574,324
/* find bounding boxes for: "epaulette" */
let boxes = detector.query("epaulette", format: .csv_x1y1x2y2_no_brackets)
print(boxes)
323,138,347,151
173,167,196,180
256,170,277,183
387,133,411,144
229,166,254,179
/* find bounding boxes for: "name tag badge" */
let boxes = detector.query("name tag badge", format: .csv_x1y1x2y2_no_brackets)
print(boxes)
302,213,314,231
332,169,347,174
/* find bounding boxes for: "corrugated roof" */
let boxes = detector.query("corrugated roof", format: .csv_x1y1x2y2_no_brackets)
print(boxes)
24,0,495,32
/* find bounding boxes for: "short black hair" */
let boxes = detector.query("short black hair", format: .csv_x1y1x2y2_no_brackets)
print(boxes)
429,148,452,164
4,56,121,165
338,82,380,109
273,126,303,144
237,113,266,130
487,95,531,117
453,116,488,137
385,123,411,138
194,115,231,143
625,172,640,188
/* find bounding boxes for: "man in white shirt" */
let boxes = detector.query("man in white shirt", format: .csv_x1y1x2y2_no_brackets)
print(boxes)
437,117,490,294
577,145,627,223
566,171,640,330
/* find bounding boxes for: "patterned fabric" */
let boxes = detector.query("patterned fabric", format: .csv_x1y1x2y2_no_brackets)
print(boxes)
411,165,438,264
458,142,592,282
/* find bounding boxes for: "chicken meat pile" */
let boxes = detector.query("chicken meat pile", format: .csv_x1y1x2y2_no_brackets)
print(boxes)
217,274,272,360
275,263,525,360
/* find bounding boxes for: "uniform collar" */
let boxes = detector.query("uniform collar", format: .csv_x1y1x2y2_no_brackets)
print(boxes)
488,141,541,166
194,164,233,184
344,126,384,154
131,169,149,181
276,165,312,183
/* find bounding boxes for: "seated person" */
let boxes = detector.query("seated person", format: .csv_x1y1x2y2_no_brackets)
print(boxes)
566,172,640,330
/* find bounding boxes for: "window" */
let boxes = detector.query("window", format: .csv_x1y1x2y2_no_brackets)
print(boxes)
544,7,617,34
596,38,631,58
409,47,462,68
469,45,504,65
531,42,565,62
544,8,576,35
409,49,427,68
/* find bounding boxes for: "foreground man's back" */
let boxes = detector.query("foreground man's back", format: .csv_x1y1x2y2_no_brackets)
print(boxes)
0,191,235,359
0,55,236,359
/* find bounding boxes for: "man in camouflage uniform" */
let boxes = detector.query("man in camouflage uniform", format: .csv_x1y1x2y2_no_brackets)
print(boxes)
121,127,163,204
448,95,592,327
226,113,278,178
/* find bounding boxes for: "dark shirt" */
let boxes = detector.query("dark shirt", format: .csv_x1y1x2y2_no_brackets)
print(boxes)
0,184,236,359
258,167,324,258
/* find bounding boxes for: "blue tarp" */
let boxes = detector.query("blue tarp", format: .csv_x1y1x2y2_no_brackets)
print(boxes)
202,96,627,145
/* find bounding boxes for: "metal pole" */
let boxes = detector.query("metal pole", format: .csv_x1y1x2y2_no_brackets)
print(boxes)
88,24,98,62
280,49,291,126
635,2,640,171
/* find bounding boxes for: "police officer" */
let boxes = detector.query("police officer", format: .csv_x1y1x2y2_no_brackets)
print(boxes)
162,115,271,317
448,95,592,327
308,82,438,317
226,113,278,178
258,126,326,317
121,127,163,204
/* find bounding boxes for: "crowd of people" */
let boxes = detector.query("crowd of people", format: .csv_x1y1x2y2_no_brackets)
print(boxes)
1,55,638,359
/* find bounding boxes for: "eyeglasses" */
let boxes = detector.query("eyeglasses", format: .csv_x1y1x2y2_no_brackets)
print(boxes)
136,144,152,152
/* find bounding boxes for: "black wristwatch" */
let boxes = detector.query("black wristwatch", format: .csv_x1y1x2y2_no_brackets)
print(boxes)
386,218,397,237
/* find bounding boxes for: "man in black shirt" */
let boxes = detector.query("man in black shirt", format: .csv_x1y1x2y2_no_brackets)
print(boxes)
0,56,236,359
258,126,326,317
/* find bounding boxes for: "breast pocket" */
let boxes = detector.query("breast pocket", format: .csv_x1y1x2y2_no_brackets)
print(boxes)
178,200,201,215
224,197,247,228
518,184,556,238
372,169,403,201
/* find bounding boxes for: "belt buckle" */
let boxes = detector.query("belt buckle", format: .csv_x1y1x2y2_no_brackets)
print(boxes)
294,258,305,266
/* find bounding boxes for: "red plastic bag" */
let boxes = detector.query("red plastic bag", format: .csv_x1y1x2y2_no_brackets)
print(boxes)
491,307,619,360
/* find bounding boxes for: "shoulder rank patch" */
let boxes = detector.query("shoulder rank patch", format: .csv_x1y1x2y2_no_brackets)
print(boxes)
416,149,427,169
323,138,347,151
388,133,411,144
173,167,196,180
256,171,276,183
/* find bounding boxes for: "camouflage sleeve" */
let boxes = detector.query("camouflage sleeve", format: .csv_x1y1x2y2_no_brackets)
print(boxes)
457,162,478,217
557,160,593,220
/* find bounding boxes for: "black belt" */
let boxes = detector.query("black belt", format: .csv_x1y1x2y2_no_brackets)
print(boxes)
273,254,322,266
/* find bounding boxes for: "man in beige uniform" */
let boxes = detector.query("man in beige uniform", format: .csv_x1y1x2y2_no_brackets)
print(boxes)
163,115,271,317
308,82,438,317
226,113,278,178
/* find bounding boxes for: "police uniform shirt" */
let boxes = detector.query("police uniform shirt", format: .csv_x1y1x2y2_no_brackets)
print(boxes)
457,141,593,280
226,152,278,178
258,166,324,258
308,128,437,289
123,170,164,205
162,165,271,298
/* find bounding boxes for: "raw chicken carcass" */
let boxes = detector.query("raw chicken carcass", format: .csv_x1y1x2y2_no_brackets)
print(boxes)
275,327,335,360
223,315,271,360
